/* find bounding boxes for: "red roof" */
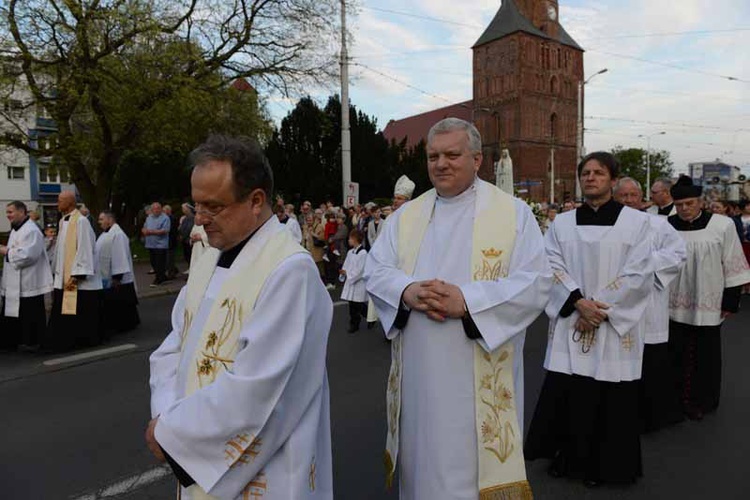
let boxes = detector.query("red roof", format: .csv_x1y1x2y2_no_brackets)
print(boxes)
383,100,473,149
231,78,256,93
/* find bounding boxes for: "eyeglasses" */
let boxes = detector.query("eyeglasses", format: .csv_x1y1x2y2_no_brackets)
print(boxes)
187,198,246,218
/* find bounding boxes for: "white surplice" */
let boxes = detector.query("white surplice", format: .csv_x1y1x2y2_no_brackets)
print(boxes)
340,246,367,303
150,218,333,500
53,214,102,291
95,223,135,288
644,214,687,344
544,207,654,382
669,214,750,326
365,183,551,500
1,219,53,317
284,216,303,244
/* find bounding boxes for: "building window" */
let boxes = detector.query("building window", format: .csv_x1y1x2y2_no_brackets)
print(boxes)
7,166,25,180
550,113,558,140
39,165,59,183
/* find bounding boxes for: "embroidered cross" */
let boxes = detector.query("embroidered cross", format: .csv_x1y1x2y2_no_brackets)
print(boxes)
226,434,263,467
621,333,634,351
605,278,623,291
309,456,316,492
242,472,267,499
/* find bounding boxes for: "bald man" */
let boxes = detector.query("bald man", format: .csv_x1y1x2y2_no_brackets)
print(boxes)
44,191,103,352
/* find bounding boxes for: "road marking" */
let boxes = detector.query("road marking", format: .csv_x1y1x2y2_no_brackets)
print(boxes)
71,465,171,499
44,344,138,367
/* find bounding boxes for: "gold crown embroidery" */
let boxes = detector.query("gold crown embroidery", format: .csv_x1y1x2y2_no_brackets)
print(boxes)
481,247,503,259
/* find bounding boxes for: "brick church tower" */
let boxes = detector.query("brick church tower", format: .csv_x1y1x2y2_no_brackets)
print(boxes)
473,0,583,201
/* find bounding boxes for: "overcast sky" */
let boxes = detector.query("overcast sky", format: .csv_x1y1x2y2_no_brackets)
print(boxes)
268,0,750,174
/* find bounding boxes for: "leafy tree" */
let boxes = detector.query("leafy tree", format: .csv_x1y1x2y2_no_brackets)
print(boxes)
611,146,674,190
0,0,338,213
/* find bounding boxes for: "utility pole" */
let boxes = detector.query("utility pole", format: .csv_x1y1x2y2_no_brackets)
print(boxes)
340,0,352,206
550,147,556,205
639,131,666,201
576,68,608,200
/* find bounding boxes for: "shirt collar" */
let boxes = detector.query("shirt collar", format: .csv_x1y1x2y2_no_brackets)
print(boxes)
217,216,274,269
576,198,624,226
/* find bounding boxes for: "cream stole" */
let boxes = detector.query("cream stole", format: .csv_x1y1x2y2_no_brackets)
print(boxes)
62,210,81,315
385,180,532,499
176,227,306,500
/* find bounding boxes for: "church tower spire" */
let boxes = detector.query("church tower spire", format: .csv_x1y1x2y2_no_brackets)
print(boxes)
472,0,583,202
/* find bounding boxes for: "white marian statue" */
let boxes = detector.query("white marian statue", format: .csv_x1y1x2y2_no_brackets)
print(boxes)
495,148,514,196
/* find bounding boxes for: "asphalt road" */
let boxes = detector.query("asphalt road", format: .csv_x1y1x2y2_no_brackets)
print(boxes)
1,293,748,499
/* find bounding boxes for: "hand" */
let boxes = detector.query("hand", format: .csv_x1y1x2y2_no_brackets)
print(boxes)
402,280,447,322
0,245,7,256
420,280,467,320
190,233,203,243
574,299,609,327
64,277,78,291
574,317,597,336
141,228,150,236
145,418,166,463
721,311,733,319
339,270,346,276
112,278,122,288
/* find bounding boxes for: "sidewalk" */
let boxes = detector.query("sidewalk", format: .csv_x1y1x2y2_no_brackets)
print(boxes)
132,259,189,299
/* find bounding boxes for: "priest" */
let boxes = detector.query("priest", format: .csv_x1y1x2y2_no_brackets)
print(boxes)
365,118,551,499
525,152,654,487
647,178,676,216
613,178,687,431
668,176,750,420
45,190,103,352
0,201,53,350
148,135,333,500
96,210,140,335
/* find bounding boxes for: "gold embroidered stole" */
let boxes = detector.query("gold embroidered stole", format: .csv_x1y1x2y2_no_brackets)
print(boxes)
385,180,532,499
62,210,81,315
177,227,305,500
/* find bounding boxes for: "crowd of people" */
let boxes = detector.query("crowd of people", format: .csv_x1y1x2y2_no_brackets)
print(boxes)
144,125,749,500
0,192,140,353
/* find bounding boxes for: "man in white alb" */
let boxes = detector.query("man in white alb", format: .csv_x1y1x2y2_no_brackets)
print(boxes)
147,135,333,499
613,178,687,431
0,201,53,350
667,176,750,420
365,118,551,499
45,190,103,352
96,210,140,335
647,177,676,216
525,152,654,487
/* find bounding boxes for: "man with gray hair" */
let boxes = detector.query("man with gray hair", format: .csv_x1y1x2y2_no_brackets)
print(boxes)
366,118,550,498
614,176,687,431
647,177,676,216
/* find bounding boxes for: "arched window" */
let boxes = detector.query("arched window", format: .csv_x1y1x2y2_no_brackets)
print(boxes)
550,113,558,140
550,75,559,95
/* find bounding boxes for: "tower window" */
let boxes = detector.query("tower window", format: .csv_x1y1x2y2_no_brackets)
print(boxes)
550,113,558,140
550,75,559,95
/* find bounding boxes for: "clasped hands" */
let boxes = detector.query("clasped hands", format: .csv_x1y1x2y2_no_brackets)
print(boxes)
402,279,466,322
574,298,610,335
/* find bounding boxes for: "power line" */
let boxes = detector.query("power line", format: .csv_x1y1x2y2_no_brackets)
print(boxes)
589,83,750,104
588,49,750,84
352,62,459,105
583,28,750,41
360,6,482,29
586,115,750,133
361,5,750,43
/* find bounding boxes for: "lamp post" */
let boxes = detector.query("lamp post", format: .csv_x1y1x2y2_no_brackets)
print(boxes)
638,131,666,201
576,68,608,200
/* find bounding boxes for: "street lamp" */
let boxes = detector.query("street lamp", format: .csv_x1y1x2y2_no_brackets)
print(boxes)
576,68,608,199
638,131,666,201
